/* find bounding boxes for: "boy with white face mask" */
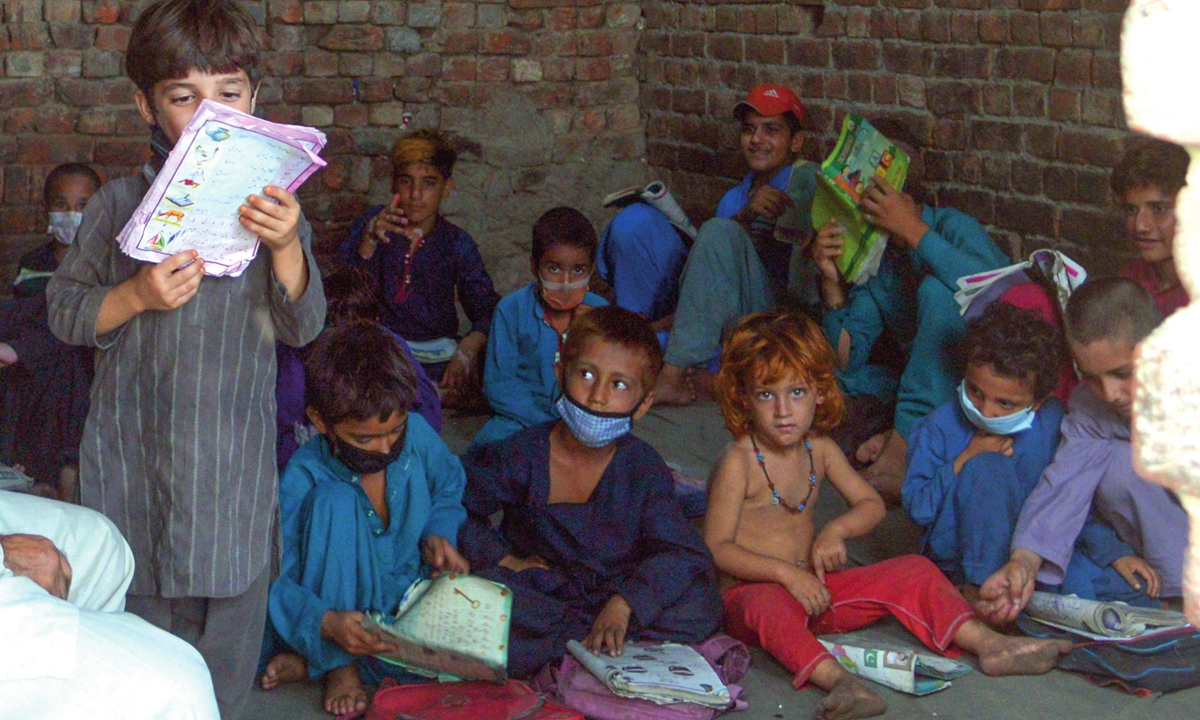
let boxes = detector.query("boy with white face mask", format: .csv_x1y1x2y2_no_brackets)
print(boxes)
460,306,722,678
0,163,101,499
902,302,1152,600
472,207,608,448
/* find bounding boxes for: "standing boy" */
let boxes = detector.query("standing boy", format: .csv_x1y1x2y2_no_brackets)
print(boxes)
978,279,1187,623
46,1,326,716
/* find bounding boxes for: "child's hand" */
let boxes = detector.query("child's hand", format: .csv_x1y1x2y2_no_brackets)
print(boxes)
812,219,845,285
860,179,929,250
976,552,1039,625
810,525,849,581
954,431,1014,475
132,250,204,312
359,195,417,259
320,610,399,656
781,565,831,617
1112,555,1162,598
440,331,486,402
735,185,793,225
423,535,470,576
499,554,549,573
583,594,632,657
0,342,18,368
239,185,301,253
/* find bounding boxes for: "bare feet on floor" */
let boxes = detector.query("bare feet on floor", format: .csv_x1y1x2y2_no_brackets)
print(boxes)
814,676,887,720
653,363,696,406
322,663,368,716
976,634,1073,677
260,651,308,690
854,431,889,465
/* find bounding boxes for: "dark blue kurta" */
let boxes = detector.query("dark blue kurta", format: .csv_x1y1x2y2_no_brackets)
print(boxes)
460,422,722,677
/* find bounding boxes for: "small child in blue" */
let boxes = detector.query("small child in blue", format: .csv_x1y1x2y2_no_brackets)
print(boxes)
902,302,1068,589
261,320,469,717
473,207,607,447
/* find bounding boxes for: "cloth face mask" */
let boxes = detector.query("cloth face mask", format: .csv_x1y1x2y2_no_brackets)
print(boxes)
540,274,591,312
329,424,407,475
47,211,83,246
554,389,639,448
958,381,1036,436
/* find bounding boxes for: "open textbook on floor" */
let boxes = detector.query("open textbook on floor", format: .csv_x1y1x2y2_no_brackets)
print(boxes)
1024,591,1190,640
363,573,513,682
819,639,970,696
117,99,327,277
803,114,909,285
565,639,731,708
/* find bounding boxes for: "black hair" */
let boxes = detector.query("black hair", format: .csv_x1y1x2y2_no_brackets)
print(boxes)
43,163,102,203
964,303,1063,401
304,320,418,426
324,266,380,326
126,0,262,99
532,206,598,265
560,305,664,389
1111,136,1190,198
1065,277,1163,349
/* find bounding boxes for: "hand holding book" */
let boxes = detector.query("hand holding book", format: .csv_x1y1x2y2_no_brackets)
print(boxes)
859,180,929,250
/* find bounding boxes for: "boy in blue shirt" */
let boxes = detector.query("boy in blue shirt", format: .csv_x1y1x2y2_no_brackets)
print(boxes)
262,321,468,716
474,206,607,447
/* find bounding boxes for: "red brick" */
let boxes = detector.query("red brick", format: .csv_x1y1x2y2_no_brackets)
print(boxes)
83,0,122,24
715,5,753,33
475,57,506,81
510,10,542,30
1013,85,1045,117
578,31,613,57
956,155,981,184
1082,92,1123,128
845,8,870,38
441,31,478,54
46,50,83,77
927,81,981,115
998,48,1055,83
440,58,475,82
1020,0,1080,9
979,12,1009,43
972,120,1022,151
18,135,93,164
93,25,130,51
1040,12,1072,47
546,7,575,31
333,103,369,127
268,0,304,23
874,75,897,105
76,110,115,134
997,196,1056,236
1010,12,1040,45
708,34,743,63
1024,124,1059,160
887,0,931,7
340,53,373,77
787,39,830,68
1044,165,1077,202
1055,49,1091,86
93,138,150,166
43,0,81,23
753,6,777,34
671,88,705,115
56,78,130,106
8,24,50,50
983,85,1011,115
824,72,848,100
950,12,978,43
746,38,785,65
578,6,605,29
1057,128,1120,165
1048,88,1079,122
535,32,577,57
833,41,880,70
815,10,845,39
304,51,339,78
442,3,474,29
1072,14,1118,49
938,188,994,224
896,11,921,40
1061,208,1119,243
0,207,37,235
882,43,931,75
870,9,897,39
480,30,530,55
282,78,354,104
1011,159,1043,194
49,24,95,49
540,55,573,81
407,53,441,77
577,58,611,81
1091,52,1120,89
921,11,950,43
932,47,992,78
319,26,384,52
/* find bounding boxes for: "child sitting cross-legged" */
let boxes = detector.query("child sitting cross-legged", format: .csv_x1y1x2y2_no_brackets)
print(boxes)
705,312,1070,720
262,320,469,716
472,206,608,448
902,302,1075,594
460,305,723,677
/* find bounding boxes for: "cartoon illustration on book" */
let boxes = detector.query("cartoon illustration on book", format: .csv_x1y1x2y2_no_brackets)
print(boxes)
205,125,231,142
165,191,194,207
154,209,185,226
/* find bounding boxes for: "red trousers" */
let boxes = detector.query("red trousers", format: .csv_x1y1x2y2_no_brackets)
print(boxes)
722,555,975,687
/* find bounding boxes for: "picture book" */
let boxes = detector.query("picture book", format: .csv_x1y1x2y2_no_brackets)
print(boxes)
565,639,731,708
116,100,327,277
603,180,698,240
819,640,971,696
363,573,513,682
1023,591,1190,640
807,115,909,284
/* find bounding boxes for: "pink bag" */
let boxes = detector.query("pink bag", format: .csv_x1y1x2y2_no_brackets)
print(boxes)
533,635,751,720
341,678,583,720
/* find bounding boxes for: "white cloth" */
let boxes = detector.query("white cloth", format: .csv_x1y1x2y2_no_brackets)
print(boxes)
0,491,220,719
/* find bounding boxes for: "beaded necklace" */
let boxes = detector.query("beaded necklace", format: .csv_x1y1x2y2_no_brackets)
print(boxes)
750,434,817,514
391,231,427,305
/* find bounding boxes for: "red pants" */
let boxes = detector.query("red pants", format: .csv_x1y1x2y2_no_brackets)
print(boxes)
722,555,975,688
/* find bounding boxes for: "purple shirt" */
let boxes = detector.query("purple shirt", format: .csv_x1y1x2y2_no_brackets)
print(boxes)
1012,384,1188,596
339,210,499,343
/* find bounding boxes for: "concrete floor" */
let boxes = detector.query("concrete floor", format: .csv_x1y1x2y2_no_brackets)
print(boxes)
244,403,1195,719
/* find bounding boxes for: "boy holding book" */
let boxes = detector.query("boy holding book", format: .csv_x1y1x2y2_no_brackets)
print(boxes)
262,320,468,716
979,279,1187,623
460,306,722,677
45,2,326,715
706,312,1069,719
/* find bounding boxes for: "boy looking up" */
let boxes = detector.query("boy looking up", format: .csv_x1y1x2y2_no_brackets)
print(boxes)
340,129,500,409
1111,136,1191,316
978,279,1187,624
706,312,1069,720
654,85,818,405
460,306,722,677
263,321,468,716
46,1,326,716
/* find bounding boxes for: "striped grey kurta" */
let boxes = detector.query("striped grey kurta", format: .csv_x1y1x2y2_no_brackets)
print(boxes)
46,168,326,598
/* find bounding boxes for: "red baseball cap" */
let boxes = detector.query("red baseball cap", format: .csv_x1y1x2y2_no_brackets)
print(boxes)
733,84,806,126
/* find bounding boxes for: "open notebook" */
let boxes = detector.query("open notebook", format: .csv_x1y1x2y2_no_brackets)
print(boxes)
363,573,513,682
566,639,731,708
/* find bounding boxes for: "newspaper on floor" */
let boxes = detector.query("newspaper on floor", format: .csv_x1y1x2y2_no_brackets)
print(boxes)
566,639,731,708
117,99,327,277
1023,591,1190,640
603,180,699,240
819,640,971,696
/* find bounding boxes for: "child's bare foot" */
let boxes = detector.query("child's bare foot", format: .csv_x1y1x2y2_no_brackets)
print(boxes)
260,651,308,690
854,431,889,465
861,431,907,504
975,634,1072,676
815,676,886,720
653,363,695,406
322,663,368,716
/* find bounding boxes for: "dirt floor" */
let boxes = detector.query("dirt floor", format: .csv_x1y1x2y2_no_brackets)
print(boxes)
244,403,1195,719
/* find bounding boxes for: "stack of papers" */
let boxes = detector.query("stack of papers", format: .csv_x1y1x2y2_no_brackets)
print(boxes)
566,640,731,708
820,640,971,696
1024,591,1190,640
117,100,327,277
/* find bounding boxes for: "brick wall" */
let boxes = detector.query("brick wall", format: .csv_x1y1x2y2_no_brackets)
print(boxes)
641,0,1131,272
0,0,648,293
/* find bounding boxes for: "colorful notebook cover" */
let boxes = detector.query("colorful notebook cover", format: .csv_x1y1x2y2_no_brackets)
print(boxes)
116,100,327,277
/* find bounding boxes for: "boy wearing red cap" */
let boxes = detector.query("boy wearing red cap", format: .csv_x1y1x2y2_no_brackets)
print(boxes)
651,85,819,405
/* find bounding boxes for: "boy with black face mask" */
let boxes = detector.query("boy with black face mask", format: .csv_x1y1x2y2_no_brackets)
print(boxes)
459,306,722,678
262,320,469,716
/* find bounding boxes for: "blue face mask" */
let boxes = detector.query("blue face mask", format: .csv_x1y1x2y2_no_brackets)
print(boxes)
958,381,1037,436
554,391,640,448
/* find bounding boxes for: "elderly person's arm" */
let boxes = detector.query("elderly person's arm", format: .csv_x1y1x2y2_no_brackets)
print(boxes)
0,534,72,600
